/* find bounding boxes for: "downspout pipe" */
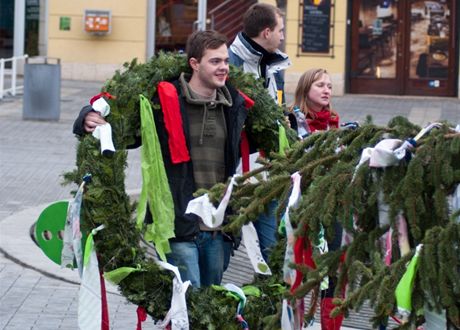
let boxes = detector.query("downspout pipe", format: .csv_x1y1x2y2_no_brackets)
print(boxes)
146,0,156,59
197,0,207,31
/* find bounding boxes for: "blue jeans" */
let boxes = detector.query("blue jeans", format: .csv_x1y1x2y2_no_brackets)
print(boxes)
223,200,278,271
253,200,278,263
167,231,224,288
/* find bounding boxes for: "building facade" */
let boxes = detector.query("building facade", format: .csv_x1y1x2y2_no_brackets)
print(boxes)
285,0,459,98
1,0,459,98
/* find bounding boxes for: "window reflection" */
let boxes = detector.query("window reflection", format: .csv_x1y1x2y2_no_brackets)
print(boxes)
357,0,398,79
156,0,197,52
410,0,450,79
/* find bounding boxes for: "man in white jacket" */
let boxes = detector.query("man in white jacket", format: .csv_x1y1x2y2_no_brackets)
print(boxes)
226,3,291,268
228,3,291,106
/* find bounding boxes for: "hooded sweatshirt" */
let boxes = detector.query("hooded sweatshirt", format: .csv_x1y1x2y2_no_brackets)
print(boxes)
179,73,233,191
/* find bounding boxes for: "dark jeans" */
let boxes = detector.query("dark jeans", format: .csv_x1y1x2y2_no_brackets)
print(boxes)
322,221,343,298
223,200,278,271
167,231,225,288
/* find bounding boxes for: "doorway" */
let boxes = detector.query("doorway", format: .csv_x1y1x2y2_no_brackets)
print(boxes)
349,0,457,97
0,0,15,59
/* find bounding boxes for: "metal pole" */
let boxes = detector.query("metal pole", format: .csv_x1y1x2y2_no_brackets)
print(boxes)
0,59,4,99
14,0,26,57
197,0,207,31
146,0,156,59
40,0,49,56
12,58,17,96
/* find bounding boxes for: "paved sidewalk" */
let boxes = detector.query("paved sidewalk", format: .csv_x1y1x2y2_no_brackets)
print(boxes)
0,79,458,329
0,80,142,330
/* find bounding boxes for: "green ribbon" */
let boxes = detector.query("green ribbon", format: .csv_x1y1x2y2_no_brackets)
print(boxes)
104,265,142,284
211,284,261,299
395,244,423,320
278,214,286,236
136,95,175,261
242,285,261,297
83,225,105,267
83,231,94,267
278,123,290,156
268,283,286,294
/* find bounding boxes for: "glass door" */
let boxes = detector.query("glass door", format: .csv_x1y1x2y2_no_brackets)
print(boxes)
156,0,198,52
349,0,458,96
0,0,15,59
350,0,403,94
405,0,457,96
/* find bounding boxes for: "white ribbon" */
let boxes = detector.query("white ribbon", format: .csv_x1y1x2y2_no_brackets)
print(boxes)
397,214,411,257
316,225,329,291
384,227,393,266
413,122,442,141
281,299,294,330
361,139,404,168
283,172,302,286
242,222,272,275
61,181,85,276
152,261,191,330
449,184,460,223
353,123,444,181
377,188,395,266
91,97,116,155
223,283,246,307
92,123,116,156
78,225,105,330
92,97,111,117
236,152,268,183
377,189,391,227
185,175,238,228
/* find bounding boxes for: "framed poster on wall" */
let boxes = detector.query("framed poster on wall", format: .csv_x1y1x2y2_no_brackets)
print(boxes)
299,0,335,56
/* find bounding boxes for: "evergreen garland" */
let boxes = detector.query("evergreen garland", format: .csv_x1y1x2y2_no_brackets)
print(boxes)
65,52,460,329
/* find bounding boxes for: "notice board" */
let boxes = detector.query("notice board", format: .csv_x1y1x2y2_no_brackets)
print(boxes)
301,0,332,53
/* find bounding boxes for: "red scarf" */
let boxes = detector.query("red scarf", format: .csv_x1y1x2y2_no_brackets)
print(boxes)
307,109,339,132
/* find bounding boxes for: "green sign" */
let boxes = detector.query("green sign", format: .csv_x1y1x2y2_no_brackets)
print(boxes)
60,16,71,31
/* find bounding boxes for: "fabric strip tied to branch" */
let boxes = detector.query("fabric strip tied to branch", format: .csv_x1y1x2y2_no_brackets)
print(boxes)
136,94,175,261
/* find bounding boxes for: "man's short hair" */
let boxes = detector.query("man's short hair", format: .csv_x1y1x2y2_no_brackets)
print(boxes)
186,30,228,63
243,3,283,38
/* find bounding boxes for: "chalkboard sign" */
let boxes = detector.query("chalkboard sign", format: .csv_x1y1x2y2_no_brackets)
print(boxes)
302,0,331,53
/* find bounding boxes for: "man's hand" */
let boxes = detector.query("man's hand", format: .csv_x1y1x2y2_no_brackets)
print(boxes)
84,111,107,133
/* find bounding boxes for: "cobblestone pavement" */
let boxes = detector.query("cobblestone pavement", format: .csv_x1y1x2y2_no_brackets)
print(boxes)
0,79,458,329
0,80,142,330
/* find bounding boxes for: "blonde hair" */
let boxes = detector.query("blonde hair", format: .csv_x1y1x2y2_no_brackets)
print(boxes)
291,68,338,119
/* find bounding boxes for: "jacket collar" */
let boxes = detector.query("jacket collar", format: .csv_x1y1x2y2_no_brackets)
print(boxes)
179,73,232,108
230,32,290,68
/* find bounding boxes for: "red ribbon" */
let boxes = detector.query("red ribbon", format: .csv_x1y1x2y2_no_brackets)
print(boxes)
90,92,114,105
291,233,316,293
240,130,250,173
157,81,191,164
237,90,255,109
136,306,147,330
100,269,110,330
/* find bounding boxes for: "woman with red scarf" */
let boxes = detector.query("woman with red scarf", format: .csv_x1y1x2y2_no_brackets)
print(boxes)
290,68,339,136
290,68,344,330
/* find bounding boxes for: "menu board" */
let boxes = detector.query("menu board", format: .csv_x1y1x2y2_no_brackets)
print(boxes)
302,0,331,53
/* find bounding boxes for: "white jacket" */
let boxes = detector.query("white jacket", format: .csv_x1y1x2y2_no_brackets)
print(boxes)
229,32,291,105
